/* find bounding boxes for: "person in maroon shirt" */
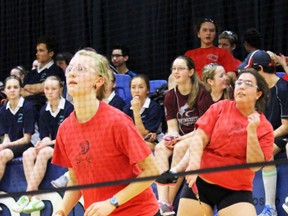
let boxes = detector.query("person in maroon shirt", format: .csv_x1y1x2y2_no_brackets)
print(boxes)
154,55,207,215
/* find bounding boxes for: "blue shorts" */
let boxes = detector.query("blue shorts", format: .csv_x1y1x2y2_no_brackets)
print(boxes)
180,177,253,211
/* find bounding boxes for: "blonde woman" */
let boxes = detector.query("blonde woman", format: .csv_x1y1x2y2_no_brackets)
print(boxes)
12,76,73,214
52,50,160,216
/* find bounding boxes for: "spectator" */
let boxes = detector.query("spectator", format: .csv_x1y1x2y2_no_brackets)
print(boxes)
52,49,160,216
11,76,73,214
123,74,163,151
103,69,126,111
179,69,273,216
111,44,136,77
218,30,241,66
55,52,73,72
155,55,207,215
238,28,262,71
184,18,238,81
10,65,27,84
55,52,74,103
31,59,39,70
21,35,65,113
0,76,35,181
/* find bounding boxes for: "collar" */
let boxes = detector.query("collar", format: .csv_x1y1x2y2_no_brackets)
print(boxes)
104,91,116,104
37,60,54,73
6,96,25,115
46,97,66,117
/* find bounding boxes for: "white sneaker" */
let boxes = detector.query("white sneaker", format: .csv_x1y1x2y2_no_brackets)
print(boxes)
12,195,30,213
283,196,288,214
22,196,45,214
51,175,69,188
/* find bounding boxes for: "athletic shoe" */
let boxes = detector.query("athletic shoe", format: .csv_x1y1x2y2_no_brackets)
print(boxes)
11,195,30,213
258,205,277,216
158,201,175,216
51,175,68,188
22,197,45,214
282,196,288,214
156,170,178,186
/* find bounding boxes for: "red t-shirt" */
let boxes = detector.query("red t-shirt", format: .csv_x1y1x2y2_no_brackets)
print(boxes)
196,100,274,191
52,102,158,215
185,46,239,78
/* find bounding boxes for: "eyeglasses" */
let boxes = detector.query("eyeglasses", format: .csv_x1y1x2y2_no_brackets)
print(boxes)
65,64,88,75
66,62,105,76
111,54,123,58
171,67,189,72
235,79,258,88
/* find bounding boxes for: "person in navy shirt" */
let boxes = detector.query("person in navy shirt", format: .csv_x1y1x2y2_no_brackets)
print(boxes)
21,36,65,113
0,76,35,181
123,74,163,151
103,69,126,111
12,76,73,214
111,44,137,77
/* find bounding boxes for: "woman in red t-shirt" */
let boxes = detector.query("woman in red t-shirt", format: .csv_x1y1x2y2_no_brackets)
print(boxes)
178,69,274,216
52,50,160,216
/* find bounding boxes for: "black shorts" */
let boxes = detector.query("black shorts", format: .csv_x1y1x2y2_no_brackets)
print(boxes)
180,177,253,211
7,143,33,158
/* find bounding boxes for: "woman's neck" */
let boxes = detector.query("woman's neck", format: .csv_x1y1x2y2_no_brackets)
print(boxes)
49,98,61,112
177,82,192,95
236,103,256,117
9,98,20,110
210,88,223,102
73,94,100,123
200,43,213,48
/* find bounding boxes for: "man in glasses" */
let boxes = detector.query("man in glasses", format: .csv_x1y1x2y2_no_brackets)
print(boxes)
244,50,288,216
111,44,136,77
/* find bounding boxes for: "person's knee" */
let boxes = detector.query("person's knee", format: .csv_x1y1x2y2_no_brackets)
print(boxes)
23,147,36,160
0,149,13,162
37,147,53,161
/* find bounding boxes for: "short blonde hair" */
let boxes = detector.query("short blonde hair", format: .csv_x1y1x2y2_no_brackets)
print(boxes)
74,49,110,100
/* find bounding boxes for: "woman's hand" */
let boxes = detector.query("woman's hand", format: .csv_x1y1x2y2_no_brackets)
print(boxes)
131,96,142,113
163,134,180,150
84,200,115,216
247,112,260,132
185,165,198,188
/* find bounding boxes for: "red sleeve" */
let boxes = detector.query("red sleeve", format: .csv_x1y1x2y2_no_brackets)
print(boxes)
219,49,239,72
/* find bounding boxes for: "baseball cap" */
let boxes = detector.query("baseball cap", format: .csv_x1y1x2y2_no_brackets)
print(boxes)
238,50,274,70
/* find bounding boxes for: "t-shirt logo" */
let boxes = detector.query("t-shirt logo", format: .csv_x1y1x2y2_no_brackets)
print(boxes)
74,140,92,165
17,113,23,123
177,103,198,126
207,54,218,62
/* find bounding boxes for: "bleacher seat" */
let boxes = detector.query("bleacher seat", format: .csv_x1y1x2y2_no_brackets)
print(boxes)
0,158,84,215
149,80,168,94
276,72,285,78
115,74,132,105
